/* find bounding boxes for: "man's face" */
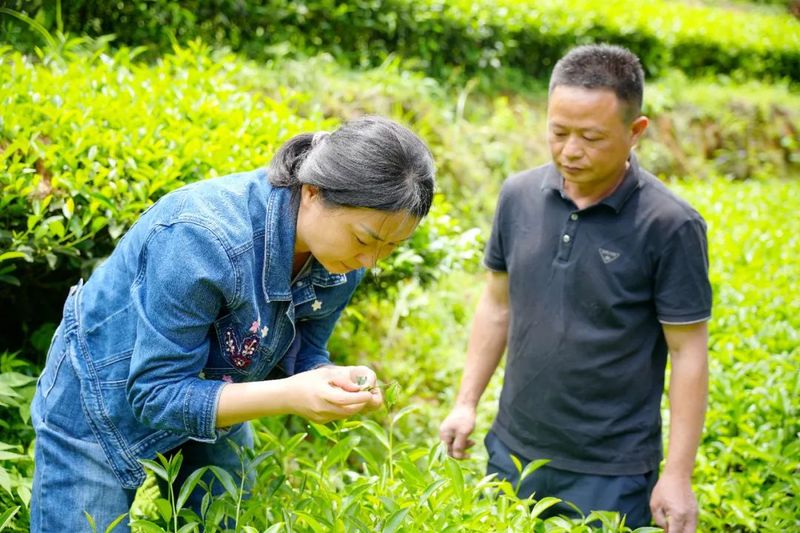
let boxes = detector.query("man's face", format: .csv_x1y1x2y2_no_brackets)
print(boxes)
547,85,647,189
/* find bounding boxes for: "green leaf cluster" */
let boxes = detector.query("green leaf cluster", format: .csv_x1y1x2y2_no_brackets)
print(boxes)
669,179,800,531
0,41,328,287
2,0,799,83
0,353,37,531
126,414,656,532
0,44,488,359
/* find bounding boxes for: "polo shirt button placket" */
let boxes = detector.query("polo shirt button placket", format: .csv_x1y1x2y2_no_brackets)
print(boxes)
557,211,579,262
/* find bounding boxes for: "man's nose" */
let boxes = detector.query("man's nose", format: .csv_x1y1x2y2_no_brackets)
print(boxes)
562,135,584,159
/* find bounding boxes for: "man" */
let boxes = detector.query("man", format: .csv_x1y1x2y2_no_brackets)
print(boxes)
439,44,711,532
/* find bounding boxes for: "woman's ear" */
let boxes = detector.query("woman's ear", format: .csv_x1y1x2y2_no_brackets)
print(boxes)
300,184,321,205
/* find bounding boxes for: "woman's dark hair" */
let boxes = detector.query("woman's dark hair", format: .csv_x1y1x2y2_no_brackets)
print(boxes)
268,116,435,218
549,44,645,122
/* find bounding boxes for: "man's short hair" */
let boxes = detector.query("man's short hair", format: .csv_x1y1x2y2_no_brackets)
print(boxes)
549,44,644,122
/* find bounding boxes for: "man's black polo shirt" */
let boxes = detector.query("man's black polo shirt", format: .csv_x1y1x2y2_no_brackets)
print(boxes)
484,155,711,475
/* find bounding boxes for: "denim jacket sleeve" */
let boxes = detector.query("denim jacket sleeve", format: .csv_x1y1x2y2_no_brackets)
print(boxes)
293,300,349,373
128,220,234,442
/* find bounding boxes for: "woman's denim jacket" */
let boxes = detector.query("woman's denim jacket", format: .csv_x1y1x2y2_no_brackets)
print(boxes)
39,169,363,488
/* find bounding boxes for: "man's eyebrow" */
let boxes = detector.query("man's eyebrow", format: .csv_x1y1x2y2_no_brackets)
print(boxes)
549,122,607,134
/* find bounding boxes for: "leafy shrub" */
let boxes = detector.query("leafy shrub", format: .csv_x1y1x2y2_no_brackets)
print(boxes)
0,41,324,280
0,42,486,359
668,179,800,532
127,394,658,532
0,353,37,532
3,38,799,359
1,0,799,83
641,72,800,180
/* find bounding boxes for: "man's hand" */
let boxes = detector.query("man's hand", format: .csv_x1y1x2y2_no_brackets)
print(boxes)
439,404,477,459
650,473,698,533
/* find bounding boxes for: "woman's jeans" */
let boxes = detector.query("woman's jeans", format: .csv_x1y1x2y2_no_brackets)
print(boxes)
30,325,254,533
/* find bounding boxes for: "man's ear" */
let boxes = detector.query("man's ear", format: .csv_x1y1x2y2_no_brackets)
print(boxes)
630,115,649,147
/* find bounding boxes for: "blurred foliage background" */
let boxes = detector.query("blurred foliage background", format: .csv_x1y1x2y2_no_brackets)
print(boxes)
0,0,798,531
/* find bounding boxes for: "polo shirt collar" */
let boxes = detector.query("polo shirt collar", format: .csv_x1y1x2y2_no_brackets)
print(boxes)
541,163,563,193
600,153,644,213
541,152,644,213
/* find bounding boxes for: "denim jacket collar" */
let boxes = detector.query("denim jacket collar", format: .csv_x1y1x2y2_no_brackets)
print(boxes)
262,185,347,303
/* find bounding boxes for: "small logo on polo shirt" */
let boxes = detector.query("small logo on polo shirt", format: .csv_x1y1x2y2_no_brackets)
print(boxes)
599,248,621,264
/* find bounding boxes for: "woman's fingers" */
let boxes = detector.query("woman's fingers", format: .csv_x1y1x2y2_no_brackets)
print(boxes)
348,366,378,389
295,365,384,422
367,387,384,408
325,366,366,392
327,390,373,407
328,365,379,393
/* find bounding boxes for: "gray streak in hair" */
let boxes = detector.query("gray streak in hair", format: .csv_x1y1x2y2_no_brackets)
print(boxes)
268,116,435,218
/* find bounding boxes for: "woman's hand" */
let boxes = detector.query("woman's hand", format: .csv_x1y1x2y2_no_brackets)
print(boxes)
330,365,384,412
286,365,382,423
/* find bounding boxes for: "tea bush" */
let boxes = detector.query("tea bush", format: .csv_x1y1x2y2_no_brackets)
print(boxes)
641,72,800,180
2,37,799,357
1,0,799,83
119,176,800,531
1,11,799,531
0,43,482,358
0,352,37,529
126,389,664,532
669,179,800,532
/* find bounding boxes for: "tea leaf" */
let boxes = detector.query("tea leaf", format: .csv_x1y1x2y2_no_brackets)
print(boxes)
0,507,19,531
530,497,561,520
359,420,390,451
139,459,168,482
382,507,411,533
207,466,239,500
176,467,208,511
128,520,167,533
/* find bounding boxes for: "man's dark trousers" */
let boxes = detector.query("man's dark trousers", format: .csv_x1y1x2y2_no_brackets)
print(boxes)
485,430,658,527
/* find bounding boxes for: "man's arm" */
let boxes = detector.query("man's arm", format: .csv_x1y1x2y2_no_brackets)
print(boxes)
439,270,510,459
650,321,709,533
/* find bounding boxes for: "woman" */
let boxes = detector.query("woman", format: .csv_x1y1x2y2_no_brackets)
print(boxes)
30,115,435,531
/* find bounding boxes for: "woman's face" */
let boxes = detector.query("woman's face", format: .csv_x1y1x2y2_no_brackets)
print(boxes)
295,185,420,274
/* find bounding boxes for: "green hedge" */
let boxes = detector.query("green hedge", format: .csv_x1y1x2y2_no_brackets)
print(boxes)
0,43,480,360
670,178,800,531
642,73,800,180
1,0,799,83
3,38,799,358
